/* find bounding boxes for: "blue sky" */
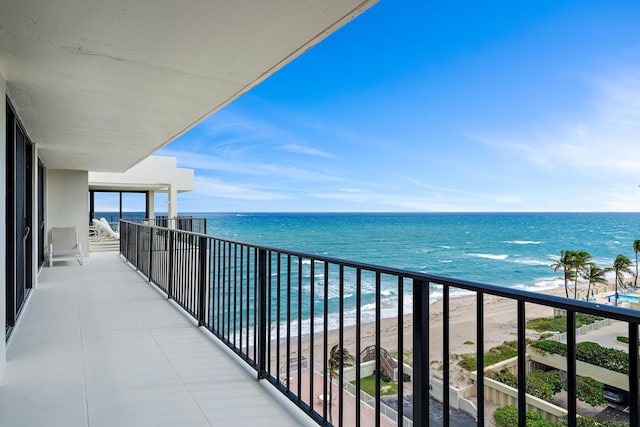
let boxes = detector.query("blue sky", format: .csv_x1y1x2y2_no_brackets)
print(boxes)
160,1,640,213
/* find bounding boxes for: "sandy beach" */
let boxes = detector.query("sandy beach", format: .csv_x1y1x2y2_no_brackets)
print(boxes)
274,281,614,386
265,282,603,426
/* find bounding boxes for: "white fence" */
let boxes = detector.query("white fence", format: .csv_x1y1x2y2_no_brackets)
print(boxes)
547,318,618,343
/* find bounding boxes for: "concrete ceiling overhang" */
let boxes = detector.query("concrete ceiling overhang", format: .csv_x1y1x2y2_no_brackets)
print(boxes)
0,0,376,172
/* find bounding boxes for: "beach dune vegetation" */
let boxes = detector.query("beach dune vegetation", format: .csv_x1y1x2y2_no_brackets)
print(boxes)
526,313,602,333
459,340,519,371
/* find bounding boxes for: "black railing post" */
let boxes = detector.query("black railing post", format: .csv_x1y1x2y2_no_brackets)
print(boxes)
566,310,577,427
476,292,485,426
257,248,268,380
167,230,174,300
197,235,208,327
119,221,123,256
148,226,154,283
136,224,141,269
629,322,639,427
413,279,430,426
517,300,526,427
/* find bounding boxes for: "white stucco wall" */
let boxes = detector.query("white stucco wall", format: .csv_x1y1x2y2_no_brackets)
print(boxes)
47,170,89,260
0,70,7,378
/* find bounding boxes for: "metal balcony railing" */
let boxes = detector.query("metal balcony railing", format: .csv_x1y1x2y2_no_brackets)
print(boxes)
119,220,640,427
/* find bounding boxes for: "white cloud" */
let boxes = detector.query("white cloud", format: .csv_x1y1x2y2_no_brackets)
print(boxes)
464,66,640,178
405,178,521,204
193,176,288,201
278,144,334,158
161,148,341,182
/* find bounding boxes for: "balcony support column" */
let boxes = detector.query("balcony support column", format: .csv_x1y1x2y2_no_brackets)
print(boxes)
168,185,177,227
146,190,155,219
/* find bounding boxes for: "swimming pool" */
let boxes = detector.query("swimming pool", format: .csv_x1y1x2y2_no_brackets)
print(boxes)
608,294,639,303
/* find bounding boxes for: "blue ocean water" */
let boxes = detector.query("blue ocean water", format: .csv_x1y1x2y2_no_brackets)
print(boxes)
184,212,640,335
198,212,639,290
116,212,633,335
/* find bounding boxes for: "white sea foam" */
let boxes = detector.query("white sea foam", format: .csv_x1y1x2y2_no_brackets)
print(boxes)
439,260,453,263
512,258,549,266
469,253,509,260
505,240,541,245
531,276,565,291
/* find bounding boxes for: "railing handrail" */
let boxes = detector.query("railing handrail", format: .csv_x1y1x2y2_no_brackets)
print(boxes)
119,219,640,324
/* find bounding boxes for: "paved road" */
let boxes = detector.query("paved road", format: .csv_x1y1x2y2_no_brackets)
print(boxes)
381,395,476,426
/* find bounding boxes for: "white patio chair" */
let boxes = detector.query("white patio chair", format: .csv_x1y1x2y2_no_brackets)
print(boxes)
49,227,84,267
91,218,120,240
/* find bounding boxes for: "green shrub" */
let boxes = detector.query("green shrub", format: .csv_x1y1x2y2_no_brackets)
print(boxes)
402,372,410,382
577,341,600,350
486,369,518,388
379,372,391,382
460,340,519,371
494,405,555,427
526,316,566,333
531,340,629,374
538,370,564,394
459,354,477,371
486,369,553,401
526,314,603,333
558,416,629,426
487,368,603,405
526,371,556,401
531,339,567,356
576,313,603,326
576,377,606,406
493,405,519,427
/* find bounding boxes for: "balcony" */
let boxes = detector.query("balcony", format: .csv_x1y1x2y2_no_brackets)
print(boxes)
0,252,310,427
3,221,640,427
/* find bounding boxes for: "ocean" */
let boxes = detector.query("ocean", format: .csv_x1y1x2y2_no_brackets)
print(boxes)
199,212,639,289
194,212,640,335
107,212,640,335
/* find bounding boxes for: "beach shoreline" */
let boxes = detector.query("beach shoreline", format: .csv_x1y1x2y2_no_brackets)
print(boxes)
273,280,619,376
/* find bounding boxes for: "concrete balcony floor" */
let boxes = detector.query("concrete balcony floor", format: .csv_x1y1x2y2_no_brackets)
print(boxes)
0,253,311,427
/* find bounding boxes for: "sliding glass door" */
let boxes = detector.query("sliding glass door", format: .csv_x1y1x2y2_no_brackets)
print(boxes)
5,99,33,338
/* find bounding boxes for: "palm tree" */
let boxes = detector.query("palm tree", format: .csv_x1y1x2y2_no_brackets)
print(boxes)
581,262,610,301
613,254,633,306
633,239,640,288
327,344,354,424
569,251,591,299
551,250,576,298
